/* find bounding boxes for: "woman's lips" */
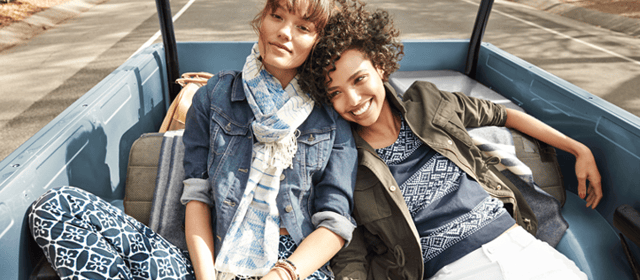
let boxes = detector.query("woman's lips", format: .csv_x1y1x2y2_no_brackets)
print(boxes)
352,99,371,116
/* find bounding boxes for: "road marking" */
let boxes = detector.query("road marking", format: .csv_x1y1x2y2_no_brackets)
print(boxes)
129,0,197,59
461,0,640,66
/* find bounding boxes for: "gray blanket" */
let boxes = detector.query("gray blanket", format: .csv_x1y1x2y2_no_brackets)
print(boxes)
469,126,568,247
148,130,188,251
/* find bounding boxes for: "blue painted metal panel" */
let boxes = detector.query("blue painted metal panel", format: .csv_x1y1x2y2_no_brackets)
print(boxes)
177,41,254,74
0,45,168,280
558,193,629,279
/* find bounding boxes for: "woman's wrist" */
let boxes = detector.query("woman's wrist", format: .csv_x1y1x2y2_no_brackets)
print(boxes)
271,266,292,280
272,259,300,280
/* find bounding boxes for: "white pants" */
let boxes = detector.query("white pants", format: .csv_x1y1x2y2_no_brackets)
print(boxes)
429,226,587,280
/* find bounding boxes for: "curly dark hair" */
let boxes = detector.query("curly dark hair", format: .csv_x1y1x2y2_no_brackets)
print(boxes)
298,0,404,105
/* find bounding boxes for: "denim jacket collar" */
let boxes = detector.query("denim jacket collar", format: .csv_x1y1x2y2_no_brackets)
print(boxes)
230,72,246,102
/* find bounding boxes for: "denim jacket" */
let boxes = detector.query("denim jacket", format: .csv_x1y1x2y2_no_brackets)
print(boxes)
331,82,537,280
181,71,358,260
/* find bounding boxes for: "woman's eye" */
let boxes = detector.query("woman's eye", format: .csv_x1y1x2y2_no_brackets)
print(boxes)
298,25,310,32
328,91,340,99
354,75,366,84
271,13,282,20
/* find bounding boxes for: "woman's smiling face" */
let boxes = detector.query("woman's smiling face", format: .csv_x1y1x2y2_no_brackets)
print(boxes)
327,49,388,128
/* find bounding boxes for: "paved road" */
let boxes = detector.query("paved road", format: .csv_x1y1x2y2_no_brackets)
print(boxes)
0,0,639,161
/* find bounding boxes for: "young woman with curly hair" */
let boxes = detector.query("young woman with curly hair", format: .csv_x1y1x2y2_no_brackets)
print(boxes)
299,1,600,279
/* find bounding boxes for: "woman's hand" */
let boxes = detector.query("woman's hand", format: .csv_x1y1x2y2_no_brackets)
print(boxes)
574,145,602,209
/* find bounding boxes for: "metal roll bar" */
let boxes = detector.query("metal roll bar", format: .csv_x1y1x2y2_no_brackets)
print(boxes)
464,0,494,79
155,0,181,101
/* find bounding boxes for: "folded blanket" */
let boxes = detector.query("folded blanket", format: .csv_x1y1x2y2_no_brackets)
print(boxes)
468,126,568,247
148,130,188,251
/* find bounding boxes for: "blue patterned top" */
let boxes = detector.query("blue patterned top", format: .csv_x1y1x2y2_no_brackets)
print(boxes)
376,118,515,277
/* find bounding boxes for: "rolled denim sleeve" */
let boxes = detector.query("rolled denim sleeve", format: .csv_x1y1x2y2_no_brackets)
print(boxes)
312,110,358,246
180,178,213,206
181,76,216,206
312,211,357,245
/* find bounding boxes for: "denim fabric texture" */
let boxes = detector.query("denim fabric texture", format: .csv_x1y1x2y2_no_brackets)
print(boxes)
180,71,358,272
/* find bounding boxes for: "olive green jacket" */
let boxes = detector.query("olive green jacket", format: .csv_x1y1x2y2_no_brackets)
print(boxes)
331,81,537,280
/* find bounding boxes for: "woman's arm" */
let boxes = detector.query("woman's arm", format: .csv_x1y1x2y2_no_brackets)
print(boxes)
185,201,216,280
182,79,219,279
262,227,345,280
504,108,603,208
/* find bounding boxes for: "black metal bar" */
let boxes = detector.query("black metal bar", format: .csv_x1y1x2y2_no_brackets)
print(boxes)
620,233,640,280
464,0,494,79
155,0,181,102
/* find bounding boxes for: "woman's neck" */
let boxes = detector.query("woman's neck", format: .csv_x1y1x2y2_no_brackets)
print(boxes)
264,64,296,88
358,100,401,149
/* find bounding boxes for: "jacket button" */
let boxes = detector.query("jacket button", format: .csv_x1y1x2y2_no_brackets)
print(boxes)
447,140,453,145
280,174,285,181
308,134,315,142
389,185,397,192
225,122,232,131
285,205,293,213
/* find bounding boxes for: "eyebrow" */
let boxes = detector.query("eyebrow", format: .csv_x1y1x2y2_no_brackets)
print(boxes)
327,69,365,92
273,3,315,25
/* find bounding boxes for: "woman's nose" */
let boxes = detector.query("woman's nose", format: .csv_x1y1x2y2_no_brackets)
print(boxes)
346,89,361,106
278,23,292,40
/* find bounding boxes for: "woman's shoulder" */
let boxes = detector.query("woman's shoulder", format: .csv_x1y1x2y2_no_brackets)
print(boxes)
309,102,341,122
403,80,451,103
204,70,242,89
191,70,244,110
197,70,243,98
304,103,353,137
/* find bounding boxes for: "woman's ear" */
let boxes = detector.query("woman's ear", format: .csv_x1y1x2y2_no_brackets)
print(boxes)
377,67,386,81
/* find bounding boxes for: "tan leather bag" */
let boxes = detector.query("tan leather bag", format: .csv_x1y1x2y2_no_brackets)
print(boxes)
159,72,213,132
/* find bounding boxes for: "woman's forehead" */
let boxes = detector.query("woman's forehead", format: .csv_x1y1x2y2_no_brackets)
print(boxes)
275,0,309,15
274,0,330,26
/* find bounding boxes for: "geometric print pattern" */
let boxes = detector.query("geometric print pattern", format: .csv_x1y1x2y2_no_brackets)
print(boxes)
29,186,195,280
420,197,507,262
28,186,329,280
401,153,462,217
377,119,508,264
376,117,423,165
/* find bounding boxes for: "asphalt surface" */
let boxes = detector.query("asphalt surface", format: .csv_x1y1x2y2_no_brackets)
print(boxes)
0,0,639,161
2,0,639,51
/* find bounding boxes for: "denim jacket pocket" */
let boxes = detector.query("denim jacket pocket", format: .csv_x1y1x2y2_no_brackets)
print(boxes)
209,111,250,154
296,130,332,169
208,110,251,204
433,99,473,147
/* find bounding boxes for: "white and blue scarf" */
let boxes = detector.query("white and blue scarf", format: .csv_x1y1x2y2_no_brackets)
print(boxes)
215,44,314,279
